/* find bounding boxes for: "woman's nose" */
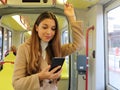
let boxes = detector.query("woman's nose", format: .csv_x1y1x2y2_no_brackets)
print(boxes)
47,29,52,34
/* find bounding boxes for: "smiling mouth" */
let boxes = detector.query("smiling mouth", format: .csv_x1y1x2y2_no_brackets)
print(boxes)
45,36,52,39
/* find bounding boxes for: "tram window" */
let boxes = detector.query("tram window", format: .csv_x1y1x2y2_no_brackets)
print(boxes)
0,27,3,60
61,30,69,78
3,29,12,57
107,5,120,90
62,30,69,44
8,30,12,49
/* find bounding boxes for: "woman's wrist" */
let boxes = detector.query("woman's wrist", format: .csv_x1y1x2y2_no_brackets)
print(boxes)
67,16,76,22
38,73,43,80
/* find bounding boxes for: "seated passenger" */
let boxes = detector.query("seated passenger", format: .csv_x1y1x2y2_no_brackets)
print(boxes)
5,45,17,57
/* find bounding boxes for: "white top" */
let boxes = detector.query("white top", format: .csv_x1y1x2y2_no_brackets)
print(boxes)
40,41,58,90
40,41,48,60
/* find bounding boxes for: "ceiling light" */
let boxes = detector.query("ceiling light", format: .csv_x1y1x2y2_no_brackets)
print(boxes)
27,31,32,35
12,15,27,30
57,0,67,4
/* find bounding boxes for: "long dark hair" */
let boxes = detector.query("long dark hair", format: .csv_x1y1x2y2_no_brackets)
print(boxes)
27,11,61,75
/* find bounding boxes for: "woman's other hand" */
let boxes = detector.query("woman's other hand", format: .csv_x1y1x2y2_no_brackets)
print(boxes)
64,2,76,21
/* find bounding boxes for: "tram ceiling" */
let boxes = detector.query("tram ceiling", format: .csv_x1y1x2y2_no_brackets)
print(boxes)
0,0,111,11
1,0,100,9
0,0,111,31
0,7,65,31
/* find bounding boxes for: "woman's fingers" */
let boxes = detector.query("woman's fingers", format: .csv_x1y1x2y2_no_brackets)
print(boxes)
50,68,62,79
64,2,73,7
50,65,61,73
38,65,62,80
43,65,51,72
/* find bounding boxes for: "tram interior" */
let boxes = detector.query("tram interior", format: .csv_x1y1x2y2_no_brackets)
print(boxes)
0,0,117,90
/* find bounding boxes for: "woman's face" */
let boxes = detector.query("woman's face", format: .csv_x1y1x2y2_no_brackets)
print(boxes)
36,18,56,42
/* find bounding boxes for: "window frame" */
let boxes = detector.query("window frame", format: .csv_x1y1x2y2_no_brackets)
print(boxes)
104,0,120,90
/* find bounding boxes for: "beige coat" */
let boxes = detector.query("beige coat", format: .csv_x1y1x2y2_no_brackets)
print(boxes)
12,21,85,90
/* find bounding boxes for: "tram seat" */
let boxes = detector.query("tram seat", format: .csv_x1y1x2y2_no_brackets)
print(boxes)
61,60,68,79
58,60,69,90
0,51,16,90
4,51,16,62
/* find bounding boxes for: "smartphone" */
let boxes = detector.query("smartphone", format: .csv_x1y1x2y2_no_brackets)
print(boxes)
49,57,65,73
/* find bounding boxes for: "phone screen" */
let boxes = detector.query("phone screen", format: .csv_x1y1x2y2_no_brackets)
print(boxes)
49,57,65,73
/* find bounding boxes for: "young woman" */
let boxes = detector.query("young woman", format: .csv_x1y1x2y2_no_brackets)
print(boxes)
12,3,85,90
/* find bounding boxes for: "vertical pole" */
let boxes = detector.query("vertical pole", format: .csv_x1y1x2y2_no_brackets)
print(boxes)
85,25,94,90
